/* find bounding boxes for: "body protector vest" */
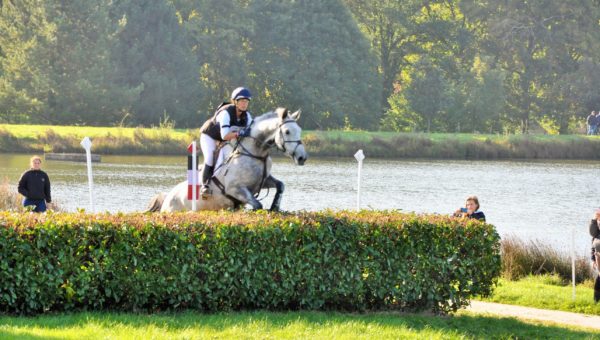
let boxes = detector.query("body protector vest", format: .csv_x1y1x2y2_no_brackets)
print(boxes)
200,103,249,141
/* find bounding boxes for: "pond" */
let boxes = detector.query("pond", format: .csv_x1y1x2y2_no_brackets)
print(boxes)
1,153,598,255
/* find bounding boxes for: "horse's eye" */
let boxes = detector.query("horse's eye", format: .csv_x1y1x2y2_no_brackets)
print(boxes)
285,130,290,135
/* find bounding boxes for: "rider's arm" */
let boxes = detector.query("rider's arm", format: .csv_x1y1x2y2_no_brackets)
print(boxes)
246,112,253,126
217,111,238,141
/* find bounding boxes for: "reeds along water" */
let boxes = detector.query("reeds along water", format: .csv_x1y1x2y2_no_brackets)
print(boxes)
4,125,600,159
501,236,594,283
0,178,22,211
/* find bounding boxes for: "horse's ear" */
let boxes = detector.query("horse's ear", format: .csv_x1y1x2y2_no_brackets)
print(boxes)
290,109,301,121
276,107,288,120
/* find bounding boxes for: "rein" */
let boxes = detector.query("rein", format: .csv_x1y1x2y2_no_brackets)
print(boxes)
219,119,302,201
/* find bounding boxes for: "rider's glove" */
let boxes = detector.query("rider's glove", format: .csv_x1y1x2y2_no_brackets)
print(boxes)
238,127,251,137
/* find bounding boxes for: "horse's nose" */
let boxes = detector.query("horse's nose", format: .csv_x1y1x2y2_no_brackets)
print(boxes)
297,155,306,165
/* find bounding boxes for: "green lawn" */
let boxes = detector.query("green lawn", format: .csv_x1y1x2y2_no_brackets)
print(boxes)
2,275,600,338
477,275,600,316
1,309,598,339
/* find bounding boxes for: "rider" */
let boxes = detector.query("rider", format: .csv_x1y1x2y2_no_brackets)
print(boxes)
198,87,253,198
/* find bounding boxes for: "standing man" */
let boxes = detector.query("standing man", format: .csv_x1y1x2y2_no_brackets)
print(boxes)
587,111,596,135
18,155,52,212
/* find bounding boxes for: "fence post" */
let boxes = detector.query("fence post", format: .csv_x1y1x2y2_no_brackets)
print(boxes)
354,149,365,210
572,226,576,301
80,137,95,212
187,141,198,211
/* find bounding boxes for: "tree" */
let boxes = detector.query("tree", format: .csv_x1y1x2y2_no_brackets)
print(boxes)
405,58,453,132
343,0,424,117
461,0,600,133
111,0,200,127
461,58,506,133
44,1,140,125
249,0,381,129
0,0,53,123
174,0,252,120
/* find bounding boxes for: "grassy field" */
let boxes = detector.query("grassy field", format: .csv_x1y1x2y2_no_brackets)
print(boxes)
1,308,599,339
1,276,600,338
3,123,600,159
3,123,599,144
0,124,191,139
477,275,600,316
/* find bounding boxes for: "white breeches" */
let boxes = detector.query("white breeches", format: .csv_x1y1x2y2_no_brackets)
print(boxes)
200,133,226,168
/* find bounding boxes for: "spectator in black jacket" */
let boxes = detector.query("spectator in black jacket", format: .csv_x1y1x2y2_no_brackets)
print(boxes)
17,155,51,212
589,209,600,302
453,195,486,222
587,111,597,135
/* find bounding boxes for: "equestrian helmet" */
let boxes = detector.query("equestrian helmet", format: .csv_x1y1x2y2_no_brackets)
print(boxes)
231,87,252,101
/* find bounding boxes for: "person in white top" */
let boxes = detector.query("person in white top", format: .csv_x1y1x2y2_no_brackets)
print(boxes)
198,87,253,198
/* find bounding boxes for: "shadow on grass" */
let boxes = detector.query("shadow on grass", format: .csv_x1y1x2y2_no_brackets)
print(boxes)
0,311,597,339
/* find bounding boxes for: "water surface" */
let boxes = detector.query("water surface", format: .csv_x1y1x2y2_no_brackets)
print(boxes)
1,153,598,255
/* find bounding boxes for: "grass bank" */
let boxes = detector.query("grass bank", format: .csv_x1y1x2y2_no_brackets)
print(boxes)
476,275,600,316
3,124,600,159
1,309,598,339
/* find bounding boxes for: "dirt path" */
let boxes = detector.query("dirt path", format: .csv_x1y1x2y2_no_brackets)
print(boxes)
465,301,600,330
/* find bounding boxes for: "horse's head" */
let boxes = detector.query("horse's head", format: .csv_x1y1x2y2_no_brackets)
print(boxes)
273,108,307,165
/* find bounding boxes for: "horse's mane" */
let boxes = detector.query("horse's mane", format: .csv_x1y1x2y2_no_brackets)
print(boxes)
253,108,286,123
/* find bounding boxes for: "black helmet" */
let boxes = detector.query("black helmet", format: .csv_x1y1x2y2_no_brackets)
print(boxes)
231,87,252,101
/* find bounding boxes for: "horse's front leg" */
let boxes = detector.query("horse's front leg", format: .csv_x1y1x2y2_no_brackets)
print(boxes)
263,175,284,211
227,187,263,210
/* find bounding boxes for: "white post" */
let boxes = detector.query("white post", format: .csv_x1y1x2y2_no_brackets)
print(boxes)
354,149,365,210
80,137,95,212
191,141,197,211
572,226,576,301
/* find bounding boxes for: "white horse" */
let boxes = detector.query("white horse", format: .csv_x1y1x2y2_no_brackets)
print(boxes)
147,108,307,212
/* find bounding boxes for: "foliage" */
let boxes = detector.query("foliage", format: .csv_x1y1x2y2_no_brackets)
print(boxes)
0,0,54,123
247,0,382,129
0,210,500,315
2,0,600,132
109,0,200,127
404,58,454,133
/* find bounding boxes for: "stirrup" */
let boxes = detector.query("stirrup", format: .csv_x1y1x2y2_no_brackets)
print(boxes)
200,185,212,200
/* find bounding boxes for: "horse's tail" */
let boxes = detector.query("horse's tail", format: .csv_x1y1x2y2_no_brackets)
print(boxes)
146,192,166,213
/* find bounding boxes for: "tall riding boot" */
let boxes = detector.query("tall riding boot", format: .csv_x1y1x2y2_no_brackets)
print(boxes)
594,275,600,303
200,165,214,199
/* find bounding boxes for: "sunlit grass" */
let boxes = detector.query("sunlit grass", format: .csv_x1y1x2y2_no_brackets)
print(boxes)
4,123,594,142
1,309,599,339
0,124,190,139
477,275,600,316
2,124,600,159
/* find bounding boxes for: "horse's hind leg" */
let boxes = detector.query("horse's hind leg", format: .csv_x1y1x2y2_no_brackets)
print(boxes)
264,175,284,211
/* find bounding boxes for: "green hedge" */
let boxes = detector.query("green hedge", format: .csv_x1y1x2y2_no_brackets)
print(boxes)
0,210,501,314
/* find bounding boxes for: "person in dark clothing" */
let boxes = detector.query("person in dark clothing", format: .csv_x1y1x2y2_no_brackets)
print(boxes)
589,209,600,302
453,195,486,221
17,155,51,212
587,111,596,135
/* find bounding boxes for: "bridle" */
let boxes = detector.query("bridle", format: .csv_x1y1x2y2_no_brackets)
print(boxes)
273,119,303,159
217,118,303,201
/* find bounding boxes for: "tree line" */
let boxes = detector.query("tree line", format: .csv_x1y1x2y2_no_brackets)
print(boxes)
1,0,599,133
